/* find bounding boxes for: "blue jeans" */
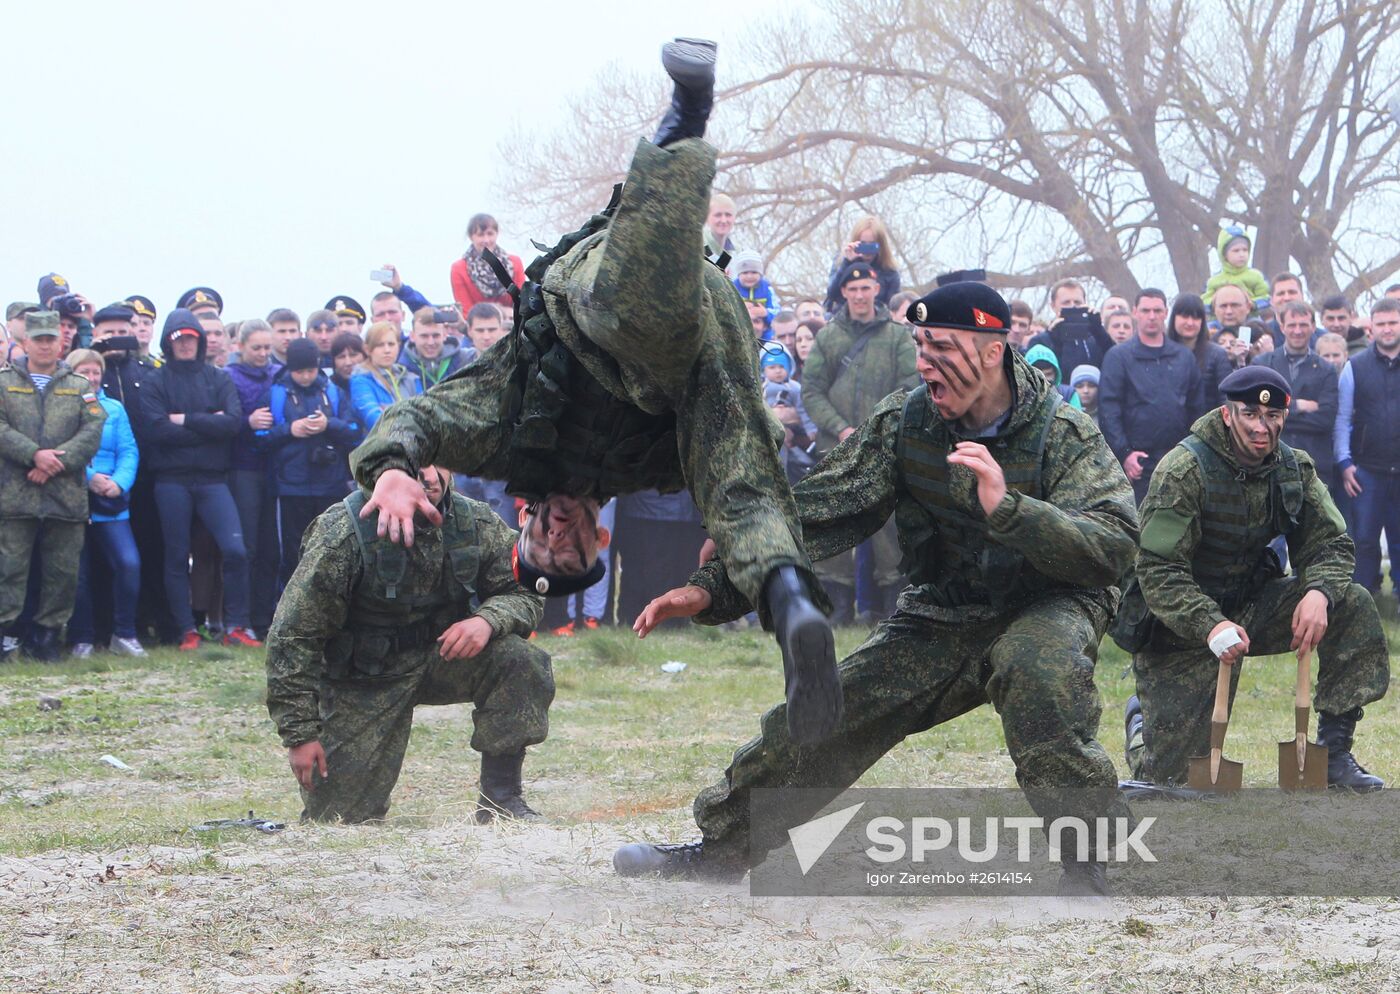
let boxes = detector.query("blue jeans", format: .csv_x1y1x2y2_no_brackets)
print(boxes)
1351,466,1400,594
154,479,250,631
70,521,141,641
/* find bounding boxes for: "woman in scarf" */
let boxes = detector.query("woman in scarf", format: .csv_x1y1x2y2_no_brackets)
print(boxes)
450,212,526,312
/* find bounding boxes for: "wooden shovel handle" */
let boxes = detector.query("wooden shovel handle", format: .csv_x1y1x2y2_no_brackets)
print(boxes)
1295,647,1312,715
1211,659,1233,725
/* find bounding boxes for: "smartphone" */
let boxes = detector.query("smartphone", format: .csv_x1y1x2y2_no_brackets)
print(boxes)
1238,326,1253,346
370,268,394,282
855,240,880,257
1060,306,1090,321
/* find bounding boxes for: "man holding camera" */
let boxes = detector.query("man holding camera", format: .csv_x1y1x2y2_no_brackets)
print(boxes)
1026,279,1116,372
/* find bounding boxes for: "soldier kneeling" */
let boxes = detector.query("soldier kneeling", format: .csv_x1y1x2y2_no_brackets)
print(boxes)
265,466,552,823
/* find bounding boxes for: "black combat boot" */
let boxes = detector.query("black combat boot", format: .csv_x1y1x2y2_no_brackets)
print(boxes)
613,840,747,882
652,38,717,147
26,626,61,663
1317,708,1384,792
475,750,542,823
1057,859,1110,897
764,566,842,746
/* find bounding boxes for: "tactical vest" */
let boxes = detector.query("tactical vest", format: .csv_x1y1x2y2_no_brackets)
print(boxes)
323,490,480,679
894,387,1062,611
1180,435,1303,611
483,187,680,503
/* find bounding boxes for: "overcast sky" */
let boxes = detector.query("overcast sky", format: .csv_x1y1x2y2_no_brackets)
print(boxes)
0,0,810,322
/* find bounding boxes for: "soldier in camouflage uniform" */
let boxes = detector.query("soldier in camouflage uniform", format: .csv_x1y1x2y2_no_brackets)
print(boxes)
1124,365,1388,791
265,466,551,823
350,39,843,747
0,311,106,661
615,281,1140,895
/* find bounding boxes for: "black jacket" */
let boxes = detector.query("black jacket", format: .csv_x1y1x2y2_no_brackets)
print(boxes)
92,337,159,442
138,323,242,480
1098,337,1204,461
1026,316,1115,372
1252,346,1339,477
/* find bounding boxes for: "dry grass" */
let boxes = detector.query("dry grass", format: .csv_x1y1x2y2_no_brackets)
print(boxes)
2,614,1400,993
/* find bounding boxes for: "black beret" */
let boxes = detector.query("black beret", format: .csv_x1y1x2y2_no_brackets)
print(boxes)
177,286,223,314
837,263,879,288
935,268,988,287
1219,366,1291,409
325,296,366,321
125,295,157,319
906,280,1011,334
93,303,135,324
511,536,605,598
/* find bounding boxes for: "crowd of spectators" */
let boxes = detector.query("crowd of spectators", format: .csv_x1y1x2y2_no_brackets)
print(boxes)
3,214,1399,661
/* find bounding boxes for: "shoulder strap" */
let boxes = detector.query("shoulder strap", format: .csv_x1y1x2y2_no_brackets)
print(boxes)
1030,390,1063,499
1275,442,1304,529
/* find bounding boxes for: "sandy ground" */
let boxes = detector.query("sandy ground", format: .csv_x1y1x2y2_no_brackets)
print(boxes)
5,818,1400,993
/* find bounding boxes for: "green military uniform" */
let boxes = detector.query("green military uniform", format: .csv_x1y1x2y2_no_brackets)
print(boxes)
265,490,550,823
684,352,1140,862
0,349,106,634
350,137,816,613
800,303,919,606
1125,410,1389,785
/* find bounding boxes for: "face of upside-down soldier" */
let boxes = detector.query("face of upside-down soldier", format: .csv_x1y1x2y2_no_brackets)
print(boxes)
517,494,613,576
910,323,1007,423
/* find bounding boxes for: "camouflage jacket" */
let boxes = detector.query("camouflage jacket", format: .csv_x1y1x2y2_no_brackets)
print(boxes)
0,360,106,521
265,492,543,747
1136,409,1353,644
799,305,919,453
691,355,1139,623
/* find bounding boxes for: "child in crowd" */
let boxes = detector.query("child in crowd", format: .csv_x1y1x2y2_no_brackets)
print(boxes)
1104,309,1134,344
1024,343,1084,409
732,251,780,327
1204,225,1270,306
760,345,817,440
1069,364,1099,425
1316,332,1349,373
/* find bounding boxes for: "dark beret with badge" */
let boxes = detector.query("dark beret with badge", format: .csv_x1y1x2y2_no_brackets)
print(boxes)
177,287,223,314
511,534,605,598
1219,365,1291,409
836,263,879,288
325,296,366,322
93,303,136,325
906,280,1011,334
125,295,157,320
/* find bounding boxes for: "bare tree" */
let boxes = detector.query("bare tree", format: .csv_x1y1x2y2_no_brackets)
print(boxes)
498,0,1400,307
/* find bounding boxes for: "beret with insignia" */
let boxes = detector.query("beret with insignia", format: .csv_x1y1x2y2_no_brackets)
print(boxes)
906,280,1011,334
1219,365,1291,409
125,295,157,320
176,286,223,314
836,263,879,288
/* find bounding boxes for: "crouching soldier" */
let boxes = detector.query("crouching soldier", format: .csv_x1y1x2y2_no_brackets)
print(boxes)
1124,366,1388,790
265,465,552,823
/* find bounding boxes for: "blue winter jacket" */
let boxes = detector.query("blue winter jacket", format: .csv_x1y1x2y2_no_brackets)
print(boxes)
266,369,361,497
349,365,423,430
87,392,139,522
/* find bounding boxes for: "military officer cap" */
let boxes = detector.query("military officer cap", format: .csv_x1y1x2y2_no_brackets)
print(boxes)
125,295,157,320
6,301,39,322
177,286,223,314
24,310,61,338
1219,365,1291,409
836,263,879,288
906,280,1011,334
93,303,136,324
511,535,606,598
325,296,366,322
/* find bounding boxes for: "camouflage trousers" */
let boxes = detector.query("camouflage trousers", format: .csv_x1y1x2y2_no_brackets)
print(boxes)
1127,578,1389,785
302,634,554,823
0,517,84,630
694,592,1124,861
548,137,814,615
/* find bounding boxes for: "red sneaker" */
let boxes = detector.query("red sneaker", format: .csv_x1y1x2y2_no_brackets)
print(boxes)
178,630,203,652
551,621,576,637
222,627,264,648
582,616,601,630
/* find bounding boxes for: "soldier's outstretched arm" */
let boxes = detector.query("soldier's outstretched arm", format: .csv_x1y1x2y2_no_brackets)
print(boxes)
471,509,546,637
351,346,513,491
687,391,903,624
1135,452,1228,644
265,510,358,749
984,414,1140,589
